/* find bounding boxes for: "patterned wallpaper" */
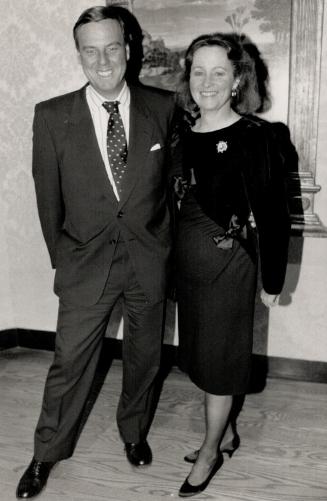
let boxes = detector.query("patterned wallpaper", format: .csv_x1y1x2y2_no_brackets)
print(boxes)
1,1,327,361
0,1,99,330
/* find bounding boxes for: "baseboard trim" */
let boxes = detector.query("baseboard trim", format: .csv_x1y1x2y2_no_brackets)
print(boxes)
266,355,327,383
1,329,326,384
0,329,19,350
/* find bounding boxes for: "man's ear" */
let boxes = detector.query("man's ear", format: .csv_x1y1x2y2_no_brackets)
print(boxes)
125,44,130,61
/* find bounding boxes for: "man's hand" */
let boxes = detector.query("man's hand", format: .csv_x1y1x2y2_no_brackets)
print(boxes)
260,289,279,308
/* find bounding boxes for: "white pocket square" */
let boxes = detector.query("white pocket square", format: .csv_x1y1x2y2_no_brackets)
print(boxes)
150,143,161,151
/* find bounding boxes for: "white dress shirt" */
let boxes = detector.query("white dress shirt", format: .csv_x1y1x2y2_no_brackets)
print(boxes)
86,82,130,201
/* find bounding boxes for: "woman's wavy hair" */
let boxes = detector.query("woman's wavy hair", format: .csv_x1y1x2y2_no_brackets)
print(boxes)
177,32,271,116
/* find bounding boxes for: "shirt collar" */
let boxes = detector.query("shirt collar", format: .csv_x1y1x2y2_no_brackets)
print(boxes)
87,81,130,109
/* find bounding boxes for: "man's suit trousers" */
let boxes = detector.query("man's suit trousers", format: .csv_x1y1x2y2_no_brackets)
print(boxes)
34,240,165,462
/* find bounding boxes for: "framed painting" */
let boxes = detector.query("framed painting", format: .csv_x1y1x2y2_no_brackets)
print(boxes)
107,0,326,236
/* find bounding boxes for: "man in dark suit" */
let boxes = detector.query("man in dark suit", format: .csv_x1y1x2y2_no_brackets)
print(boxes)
16,6,176,499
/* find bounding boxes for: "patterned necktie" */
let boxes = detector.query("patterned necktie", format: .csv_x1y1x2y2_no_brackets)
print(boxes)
102,101,128,196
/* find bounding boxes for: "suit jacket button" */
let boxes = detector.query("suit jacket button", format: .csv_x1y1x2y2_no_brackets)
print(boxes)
110,239,116,244
117,210,124,218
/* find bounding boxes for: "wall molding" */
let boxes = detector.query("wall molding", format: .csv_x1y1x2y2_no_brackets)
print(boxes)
288,0,327,236
1,329,326,385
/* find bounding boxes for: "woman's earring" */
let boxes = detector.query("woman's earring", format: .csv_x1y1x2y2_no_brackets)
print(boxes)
231,78,240,98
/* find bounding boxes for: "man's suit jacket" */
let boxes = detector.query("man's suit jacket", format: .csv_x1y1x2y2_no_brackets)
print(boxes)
32,84,176,306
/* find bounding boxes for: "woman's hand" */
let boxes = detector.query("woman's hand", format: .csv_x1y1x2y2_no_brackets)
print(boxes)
260,289,279,308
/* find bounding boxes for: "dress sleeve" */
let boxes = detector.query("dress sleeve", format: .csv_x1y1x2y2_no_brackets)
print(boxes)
243,121,291,294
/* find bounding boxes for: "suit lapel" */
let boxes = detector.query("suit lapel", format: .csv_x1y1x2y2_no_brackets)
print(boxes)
119,86,153,208
65,85,154,209
67,86,118,205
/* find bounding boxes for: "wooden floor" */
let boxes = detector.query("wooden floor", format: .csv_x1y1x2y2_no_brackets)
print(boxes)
0,348,327,501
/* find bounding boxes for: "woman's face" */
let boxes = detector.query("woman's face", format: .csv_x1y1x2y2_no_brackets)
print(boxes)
189,45,237,113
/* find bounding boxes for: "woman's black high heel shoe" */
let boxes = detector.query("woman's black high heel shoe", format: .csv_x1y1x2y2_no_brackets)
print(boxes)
178,451,224,497
184,432,240,463
222,432,240,458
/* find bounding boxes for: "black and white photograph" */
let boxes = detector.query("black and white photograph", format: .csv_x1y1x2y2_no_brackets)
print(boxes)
1,0,326,500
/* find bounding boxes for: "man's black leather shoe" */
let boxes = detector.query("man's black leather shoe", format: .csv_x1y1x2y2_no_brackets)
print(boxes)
125,440,152,466
16,458,55,499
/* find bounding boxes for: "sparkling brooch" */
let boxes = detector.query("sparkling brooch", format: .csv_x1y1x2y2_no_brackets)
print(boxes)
216,140,228,153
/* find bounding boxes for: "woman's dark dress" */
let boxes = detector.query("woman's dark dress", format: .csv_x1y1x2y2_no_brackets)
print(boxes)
176,117,290,395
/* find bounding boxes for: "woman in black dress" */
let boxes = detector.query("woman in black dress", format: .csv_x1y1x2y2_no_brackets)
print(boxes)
173,33,291,497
